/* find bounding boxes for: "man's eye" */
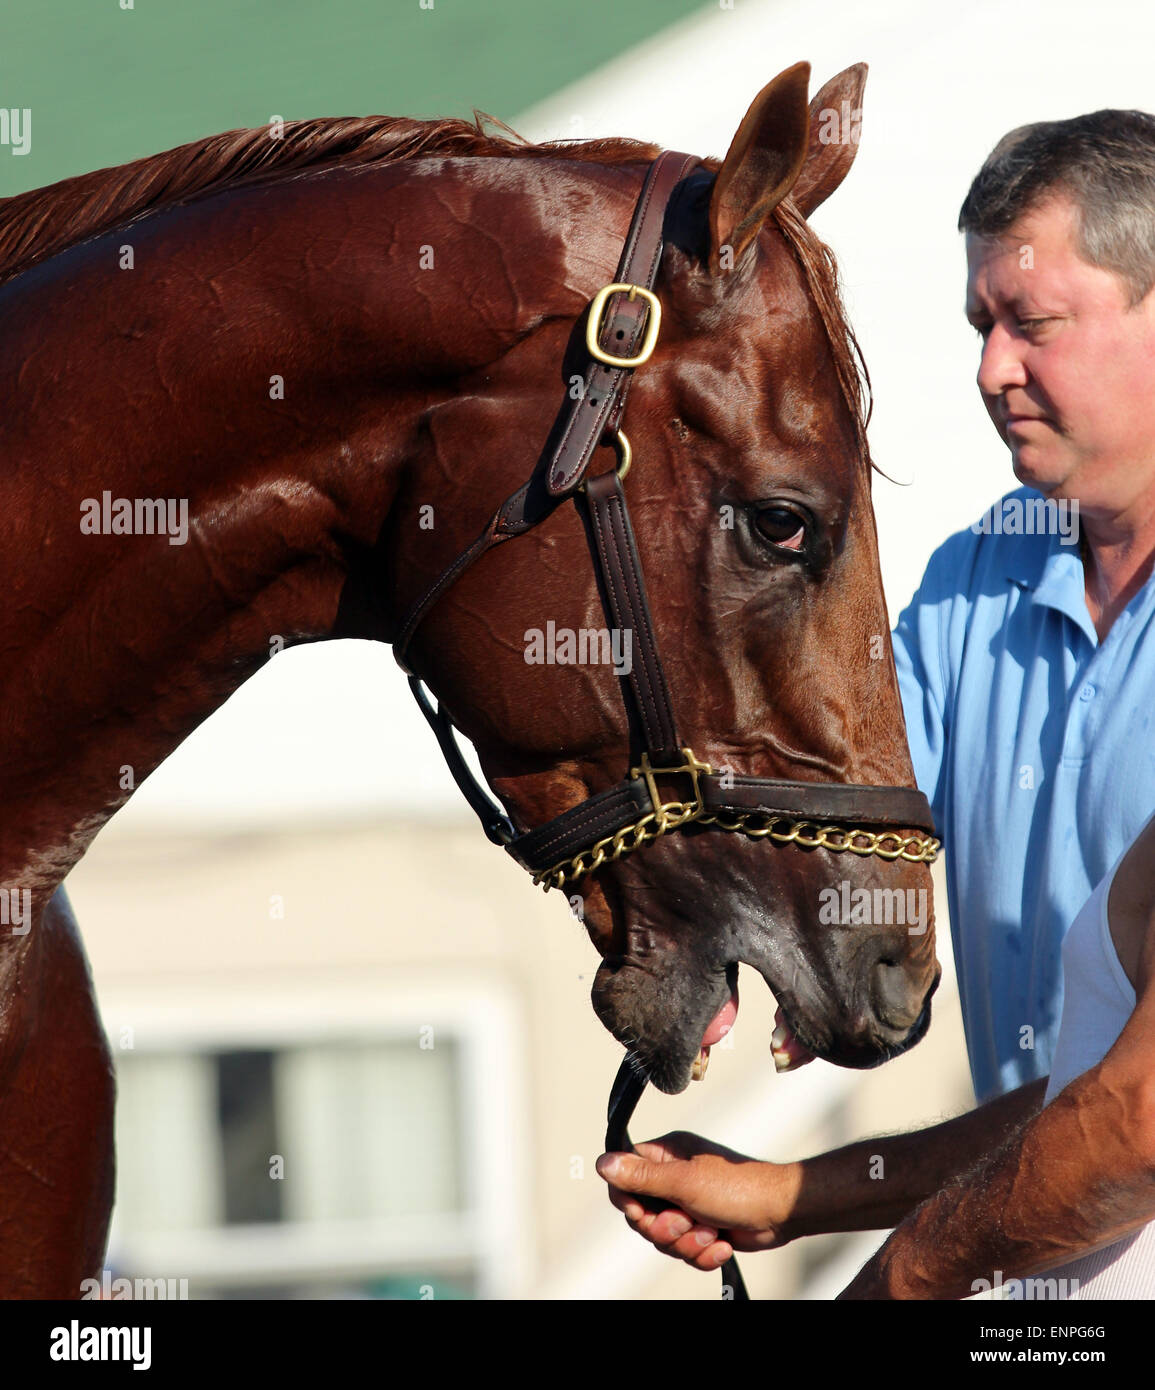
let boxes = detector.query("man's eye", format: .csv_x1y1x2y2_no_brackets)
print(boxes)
1019,317,1052,332
754,507,806,551
972,322,992,340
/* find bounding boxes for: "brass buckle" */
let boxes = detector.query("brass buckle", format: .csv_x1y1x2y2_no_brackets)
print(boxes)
630,747,712,830
586,283,662,368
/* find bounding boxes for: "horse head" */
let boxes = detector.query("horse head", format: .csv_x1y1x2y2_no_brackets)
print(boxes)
393,63,939,1094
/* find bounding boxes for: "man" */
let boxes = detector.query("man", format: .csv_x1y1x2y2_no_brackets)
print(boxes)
596,108,1155,1297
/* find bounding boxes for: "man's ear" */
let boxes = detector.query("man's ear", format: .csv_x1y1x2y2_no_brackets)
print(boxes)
790,63,868,218
708,62,811,275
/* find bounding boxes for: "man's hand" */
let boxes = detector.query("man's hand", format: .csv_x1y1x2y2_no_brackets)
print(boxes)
595,1131,799,1273
595,1079,1050,1281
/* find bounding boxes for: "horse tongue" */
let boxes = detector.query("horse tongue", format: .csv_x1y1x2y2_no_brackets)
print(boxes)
701,991,738,1048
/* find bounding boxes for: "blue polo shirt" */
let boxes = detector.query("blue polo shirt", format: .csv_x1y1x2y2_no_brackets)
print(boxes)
893,486,1155,1103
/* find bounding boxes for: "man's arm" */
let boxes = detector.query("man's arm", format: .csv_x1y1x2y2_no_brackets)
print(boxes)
839,917,1155,1299
786,1077,1048,1235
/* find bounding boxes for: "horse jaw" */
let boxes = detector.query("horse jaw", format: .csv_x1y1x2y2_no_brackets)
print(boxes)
580,833,939,1095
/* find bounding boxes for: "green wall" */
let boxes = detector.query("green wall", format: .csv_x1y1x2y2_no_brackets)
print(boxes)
0,0,707,196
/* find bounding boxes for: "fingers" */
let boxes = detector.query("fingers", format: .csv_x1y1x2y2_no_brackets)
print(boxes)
641,1212,734,1271
597,1147,760,1270
605,1183,734,1272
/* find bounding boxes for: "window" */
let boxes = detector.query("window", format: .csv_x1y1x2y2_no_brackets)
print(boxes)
108,1034,478,1297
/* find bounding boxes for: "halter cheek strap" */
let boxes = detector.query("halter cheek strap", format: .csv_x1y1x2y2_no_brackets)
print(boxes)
392,149,702,673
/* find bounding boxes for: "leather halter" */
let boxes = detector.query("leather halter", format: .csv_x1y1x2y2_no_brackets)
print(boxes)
394,149,940,1305
394,150,940,889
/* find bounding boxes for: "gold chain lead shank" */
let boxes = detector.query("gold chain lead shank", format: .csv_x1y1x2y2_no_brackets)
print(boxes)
530,753,941,893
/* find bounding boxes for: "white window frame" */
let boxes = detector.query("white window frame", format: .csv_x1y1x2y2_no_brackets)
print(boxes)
100,971,531,1299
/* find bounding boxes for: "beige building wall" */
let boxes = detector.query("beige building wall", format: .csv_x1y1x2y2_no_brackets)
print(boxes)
67,815,970,1300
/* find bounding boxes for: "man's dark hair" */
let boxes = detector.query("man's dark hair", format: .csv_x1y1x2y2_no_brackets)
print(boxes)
959,109,1155,306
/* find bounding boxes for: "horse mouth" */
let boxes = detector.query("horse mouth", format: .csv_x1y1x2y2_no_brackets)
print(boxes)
612,962,938,1095
689,972,741,1080
769,987,936,1075
770,1002,818,1073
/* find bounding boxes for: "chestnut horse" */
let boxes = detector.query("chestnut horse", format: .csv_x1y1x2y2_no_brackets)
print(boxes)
0,62,938,1296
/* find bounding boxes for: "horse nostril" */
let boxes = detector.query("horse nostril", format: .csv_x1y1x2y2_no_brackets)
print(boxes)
872,957,922,1031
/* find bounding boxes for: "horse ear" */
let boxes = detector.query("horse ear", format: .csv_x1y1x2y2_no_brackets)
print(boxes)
708,62,811,275
790,63,868,218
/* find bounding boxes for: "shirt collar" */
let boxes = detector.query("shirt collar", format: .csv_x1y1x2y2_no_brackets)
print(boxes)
998,506,1098,645
1031,540,1098,646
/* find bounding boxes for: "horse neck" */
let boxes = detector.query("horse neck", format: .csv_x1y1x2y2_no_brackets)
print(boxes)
0,160,563,895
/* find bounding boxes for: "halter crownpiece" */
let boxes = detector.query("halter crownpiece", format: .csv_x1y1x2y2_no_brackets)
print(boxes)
396,149,940,891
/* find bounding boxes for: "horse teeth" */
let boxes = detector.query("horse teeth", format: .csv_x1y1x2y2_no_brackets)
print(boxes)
771,1021,793,1071
691,1046,710,1081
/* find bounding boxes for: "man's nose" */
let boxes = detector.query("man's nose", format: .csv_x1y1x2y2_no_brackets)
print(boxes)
977,321,1028,398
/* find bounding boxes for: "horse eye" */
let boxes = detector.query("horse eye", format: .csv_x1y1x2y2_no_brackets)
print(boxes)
754,507,806,551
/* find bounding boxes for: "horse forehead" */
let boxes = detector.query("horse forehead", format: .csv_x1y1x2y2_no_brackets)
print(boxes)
740,235,829,344
671,233,832,359
664,291,847,437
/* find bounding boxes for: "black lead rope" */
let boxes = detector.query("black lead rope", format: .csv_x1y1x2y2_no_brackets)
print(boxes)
606,1056,749,1301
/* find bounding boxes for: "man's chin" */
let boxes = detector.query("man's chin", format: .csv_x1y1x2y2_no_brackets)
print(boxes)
1010,453,1066,495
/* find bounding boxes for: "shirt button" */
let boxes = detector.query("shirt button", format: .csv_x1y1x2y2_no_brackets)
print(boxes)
1079,685,1095,702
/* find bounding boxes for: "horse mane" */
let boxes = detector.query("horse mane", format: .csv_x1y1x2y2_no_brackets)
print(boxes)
0,110,870,465
0,112,663,287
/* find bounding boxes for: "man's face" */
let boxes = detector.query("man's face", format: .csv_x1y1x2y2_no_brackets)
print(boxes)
965,195,1155,511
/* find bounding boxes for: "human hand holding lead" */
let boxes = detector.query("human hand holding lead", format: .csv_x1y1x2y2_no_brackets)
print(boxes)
596,1130,800,1273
